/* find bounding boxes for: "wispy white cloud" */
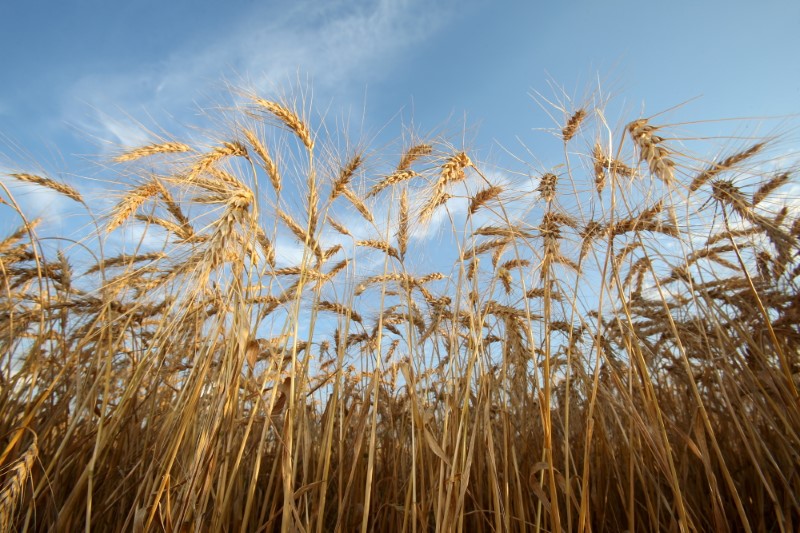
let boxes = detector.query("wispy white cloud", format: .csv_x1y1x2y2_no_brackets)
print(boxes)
64,0,454,149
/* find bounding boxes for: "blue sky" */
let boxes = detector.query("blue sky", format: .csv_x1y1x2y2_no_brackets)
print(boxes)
1,0,799,239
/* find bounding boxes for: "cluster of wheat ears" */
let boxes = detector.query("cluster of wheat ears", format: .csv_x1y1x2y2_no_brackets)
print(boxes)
1,88,799,532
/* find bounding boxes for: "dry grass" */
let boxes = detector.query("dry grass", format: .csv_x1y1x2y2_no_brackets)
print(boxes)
1,86,799,533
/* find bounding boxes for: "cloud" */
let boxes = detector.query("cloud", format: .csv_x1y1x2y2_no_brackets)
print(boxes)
63,0,454,150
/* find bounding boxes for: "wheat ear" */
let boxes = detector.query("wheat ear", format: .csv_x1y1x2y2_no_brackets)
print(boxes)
468,184,503,215
107,180,162,233
8,173,83,204
0,434,38,532
690,142,765,192
251,96,314,151
398,143,433,171
242,128,281,192
562,109,586,142
114,141,192,162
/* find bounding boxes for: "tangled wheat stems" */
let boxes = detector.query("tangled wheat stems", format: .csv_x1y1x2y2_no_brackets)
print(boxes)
1,86,799,531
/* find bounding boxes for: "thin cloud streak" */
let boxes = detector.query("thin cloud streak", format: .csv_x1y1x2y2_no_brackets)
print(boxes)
64,0,454,148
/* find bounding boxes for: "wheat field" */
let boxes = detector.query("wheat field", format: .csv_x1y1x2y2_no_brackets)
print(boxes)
1,89,799,532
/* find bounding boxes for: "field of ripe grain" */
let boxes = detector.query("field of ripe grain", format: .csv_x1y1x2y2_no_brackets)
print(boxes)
1,90,799,532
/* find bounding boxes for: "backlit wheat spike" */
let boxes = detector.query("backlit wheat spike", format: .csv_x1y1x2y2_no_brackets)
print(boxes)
276,209,309,242
753,171,790,205
366,169,417,198
250,96,314,151
690,142,764,192
417,272,445,285
592,143,634,194
242,128,281,192
627,119,675,184
0,219,41,255
398,188,409,258
419,191,451,223
398,143,433,171
272,266,325,280
789,217,800,240
107,180,162,233
526,287,563,300
536,173,558,202
276,208,322,260
322,244,342,261
545,211,578,229
466,258,478,280
326,216,351,236
473,224,532,239
491,241,508,268
418,151,472,222
562,109,586,142
623,257,653,290
255,226,276,267
465,236,512,258
593,143,607,194
189,141,248,180
355,272,410,295
550,252,579,272
317,300,362,323
384,338,401,362
500,258,531,270
640,200,665,221
613,242,643,269
9,173,84,204
711,180,753,220
113,141,192,162
156,182,191,227
497,267,513,294
136,214,192,240
86,252,166,275
0,434,37,532
341,188,374,222
773,205,789,227
307,171,320,238
356,240,400,259
324,258,350,280
580,220,605,258
468,184,503,215
331,153,363,199
440,151,472,184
